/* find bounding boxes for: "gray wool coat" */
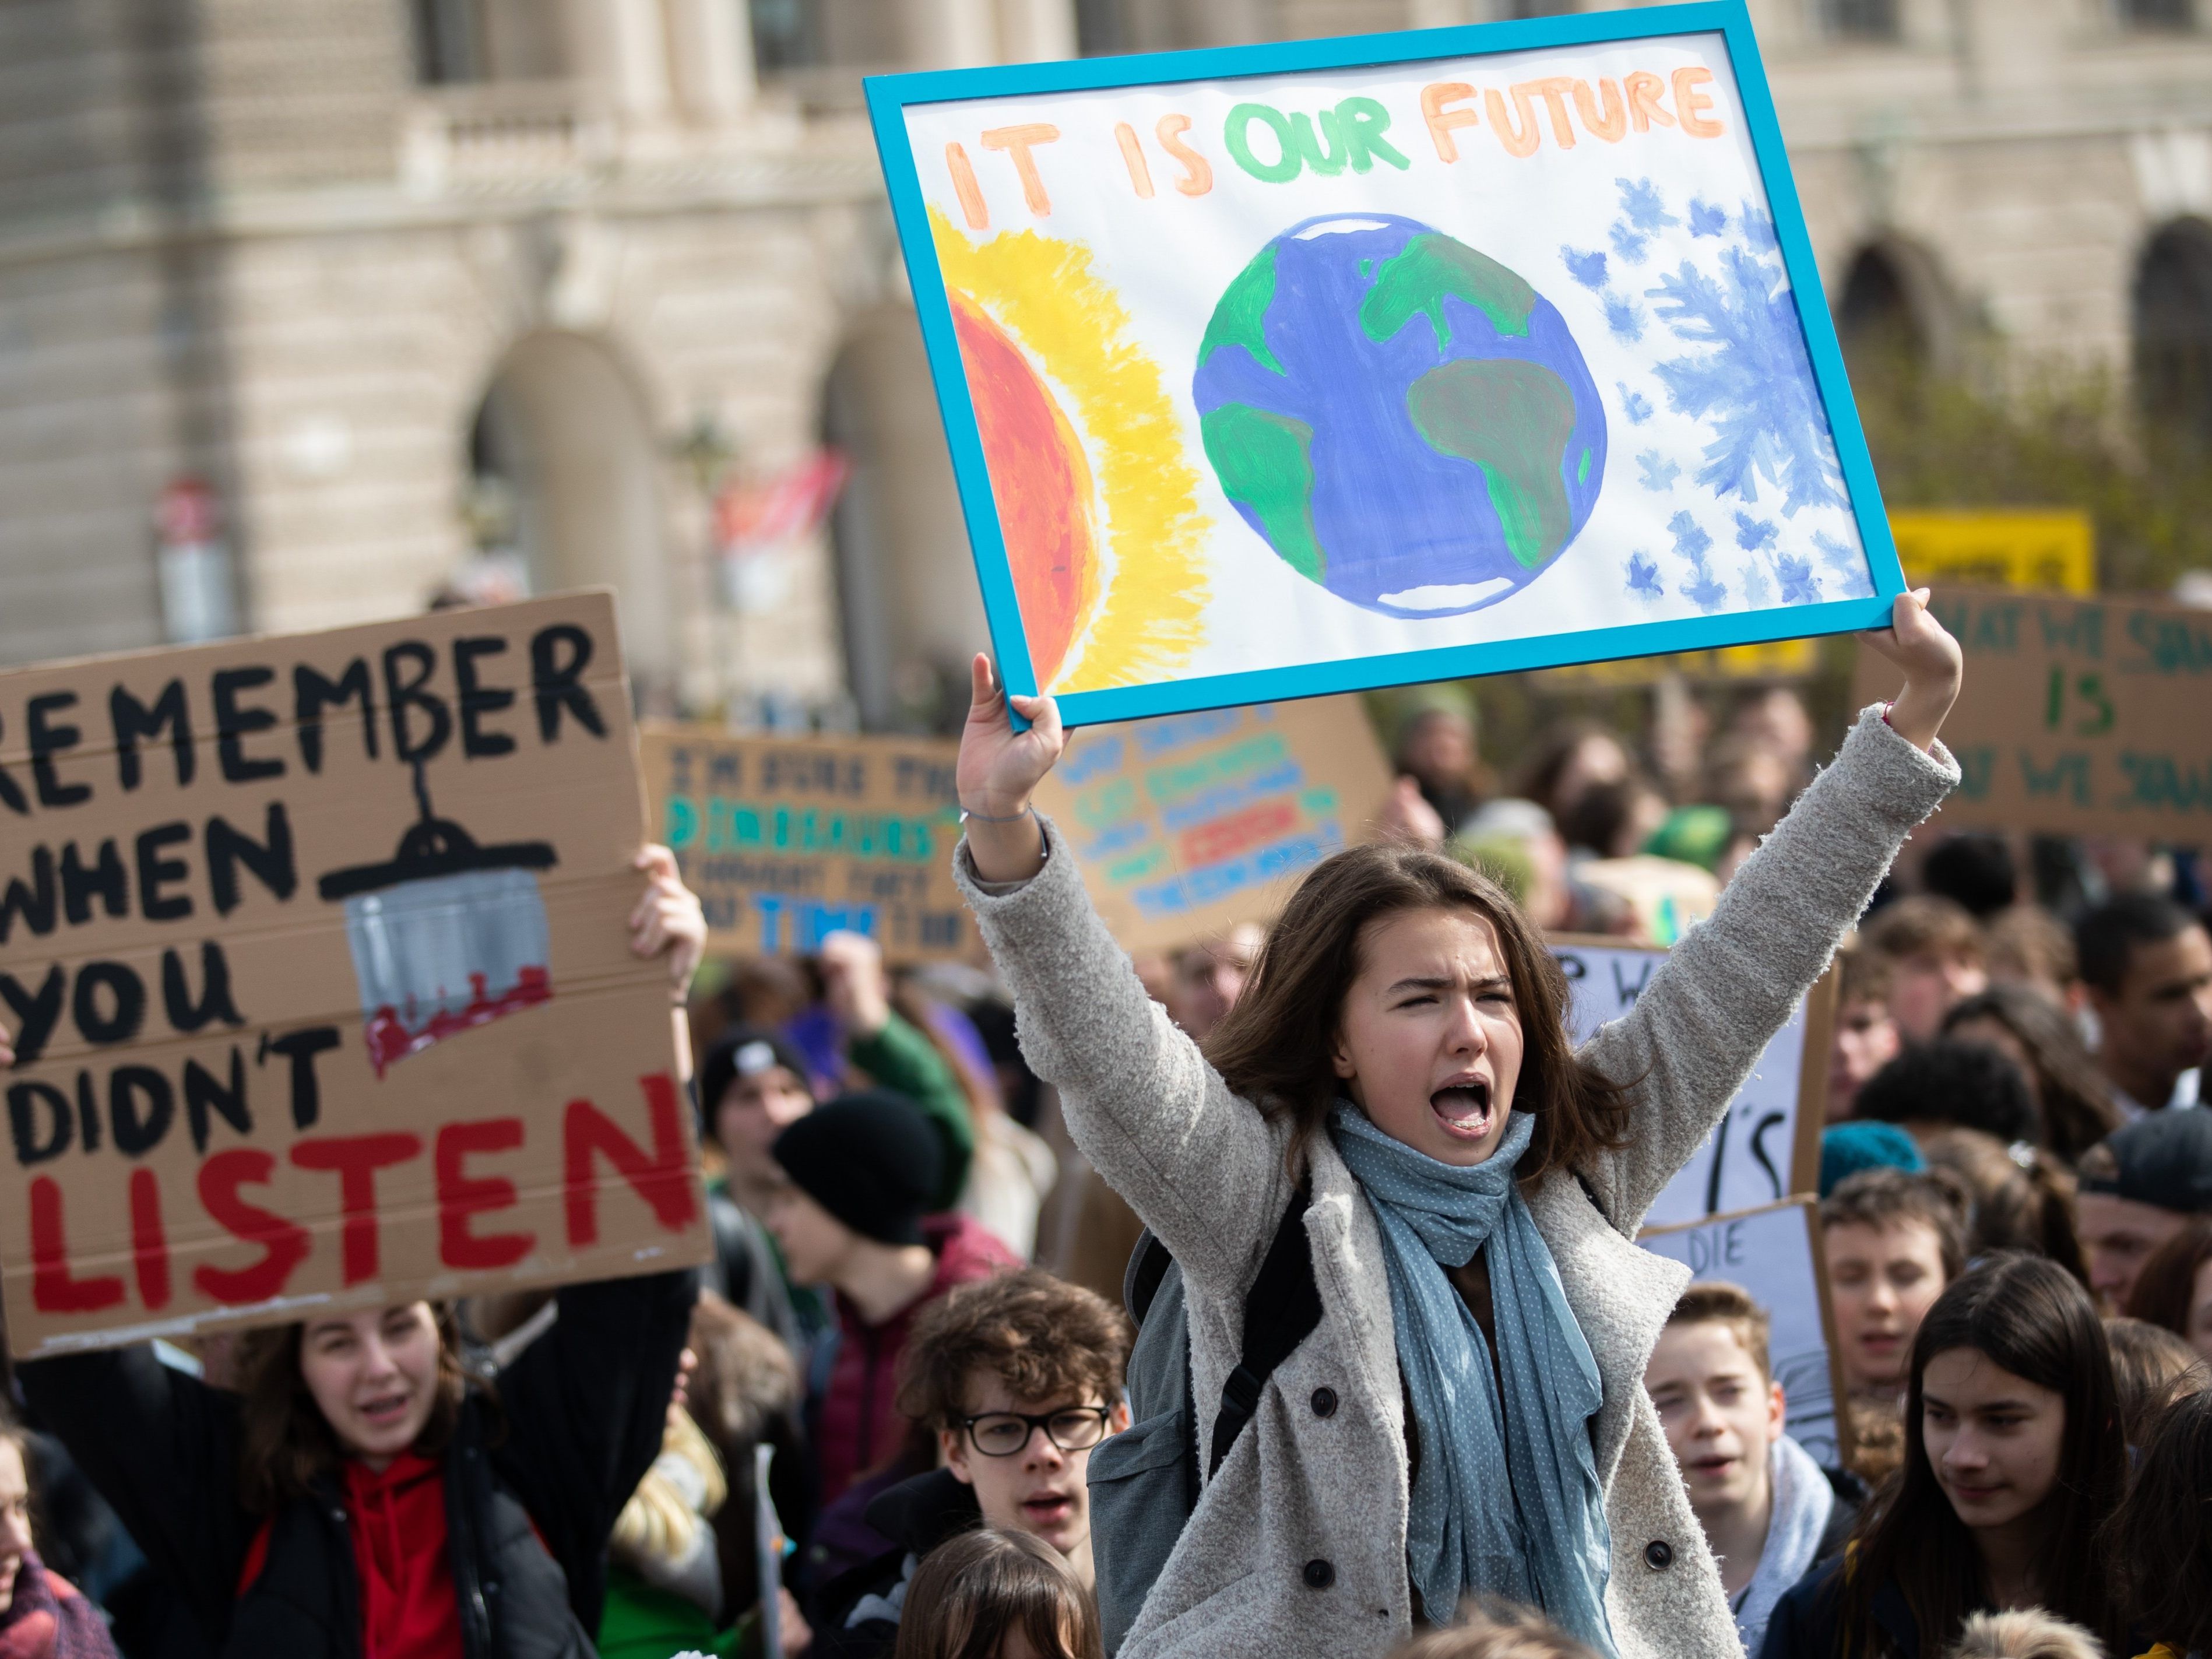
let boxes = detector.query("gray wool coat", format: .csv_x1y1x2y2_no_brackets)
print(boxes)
955,706,1957,1659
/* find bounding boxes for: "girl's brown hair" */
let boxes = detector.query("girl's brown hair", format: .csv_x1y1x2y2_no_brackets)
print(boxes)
893,1527,1103,1659
234,1302,474,1513
2122,1215,2212,1341
2098,1386,2212,1654
1840,1254,2127,1657
1202,842,1631,1185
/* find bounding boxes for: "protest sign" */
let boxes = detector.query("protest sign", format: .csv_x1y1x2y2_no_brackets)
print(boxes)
1890,509,2095,595
1851,586,2212,842
867,2,1902,728
1554,937,1832,1226
639,728,969,962
1640,1197,1852,1468
1030,696,1394,954
0,593,708,1357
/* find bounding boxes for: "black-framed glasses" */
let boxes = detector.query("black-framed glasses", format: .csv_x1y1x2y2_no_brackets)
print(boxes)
960,1406,1113,1458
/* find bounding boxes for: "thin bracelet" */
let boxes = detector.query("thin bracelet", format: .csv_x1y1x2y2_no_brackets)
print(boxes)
959,803,1036,825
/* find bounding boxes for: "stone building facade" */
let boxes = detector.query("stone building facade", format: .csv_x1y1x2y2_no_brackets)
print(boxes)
1,0,2207,723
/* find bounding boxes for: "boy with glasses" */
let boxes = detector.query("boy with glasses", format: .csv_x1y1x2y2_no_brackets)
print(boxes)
808,1270,1131,1657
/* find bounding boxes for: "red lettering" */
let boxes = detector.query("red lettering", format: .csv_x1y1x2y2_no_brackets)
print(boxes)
129,1167,171,1310
29,1177,126,1314
291,1133,422,1286
436,1118,533,1270
563,1073,699,1248
195,1150,311,1305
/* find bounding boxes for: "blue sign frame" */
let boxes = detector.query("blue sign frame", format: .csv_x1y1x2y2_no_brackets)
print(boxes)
866,1,1901,729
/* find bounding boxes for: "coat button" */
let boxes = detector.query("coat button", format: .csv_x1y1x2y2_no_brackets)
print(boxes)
1311,1387,1338,1418
1644,1540,1673,1570
1303,1559,1335,1590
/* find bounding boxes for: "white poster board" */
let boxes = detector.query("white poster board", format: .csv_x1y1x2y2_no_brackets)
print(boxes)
1552,937,1832,1227
1639,1197,1851,1468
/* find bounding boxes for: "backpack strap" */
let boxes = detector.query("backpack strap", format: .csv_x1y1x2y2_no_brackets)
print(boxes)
1208,1179,1320,1478
1124,1228,1174,1327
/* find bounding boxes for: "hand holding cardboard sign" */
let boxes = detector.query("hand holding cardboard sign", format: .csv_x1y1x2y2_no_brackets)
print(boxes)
1856,588,1964,754
630,844,708,995
959,653,1064,884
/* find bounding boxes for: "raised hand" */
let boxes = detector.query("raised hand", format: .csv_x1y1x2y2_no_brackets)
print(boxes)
818,929,892,1037
956,653,1063,883
630,844,708,995
1857,587,1964,754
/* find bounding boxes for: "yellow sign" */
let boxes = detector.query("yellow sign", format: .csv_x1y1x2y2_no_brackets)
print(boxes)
1538,637,1819,688
1891,510,2095,595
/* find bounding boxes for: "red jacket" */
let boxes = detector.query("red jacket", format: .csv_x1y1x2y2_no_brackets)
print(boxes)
815,1213,1018,1503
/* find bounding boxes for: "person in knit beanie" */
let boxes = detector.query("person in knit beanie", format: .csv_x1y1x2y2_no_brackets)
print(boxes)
765,1094,1019,1508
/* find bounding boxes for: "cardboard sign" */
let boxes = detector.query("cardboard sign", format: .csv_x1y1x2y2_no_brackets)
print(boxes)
1539,636,1818,688
1553,937,1832,1227
1031,696,1394,954
0,593,708,1357
639,729,970,962
1890,509,2095,595
1640,1197,1853,1468
867,3,1902,729
1851,586,2212,841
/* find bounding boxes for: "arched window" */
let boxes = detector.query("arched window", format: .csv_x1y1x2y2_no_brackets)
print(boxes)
412,0,485,83
1838,242,1928,388
2134,219,2212,452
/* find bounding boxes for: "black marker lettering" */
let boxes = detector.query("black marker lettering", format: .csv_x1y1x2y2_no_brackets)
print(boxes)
530,624,606,742
163,942,244,1034
453,636,517,758
184,1049,251,1152
262,1025,340,1130
206,803,296,915
27,693,91,808
111,680,196,792
383,641,452,766
109,1065,174,1157
212,666,285,783
135,822,195,922
6,1081,71,1166
0,966,65,1064
59,839,128,925
295,659,378,774
0,849,56,944
73,961,147,1046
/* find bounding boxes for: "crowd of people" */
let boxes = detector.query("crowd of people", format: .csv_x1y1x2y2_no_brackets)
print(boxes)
3,591,2210,1659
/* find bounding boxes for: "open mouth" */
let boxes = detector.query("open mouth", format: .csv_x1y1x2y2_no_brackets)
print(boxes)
1022,1493,1073,1525
1429,1077,1493,1140
1691,1455,1738,1477
359,1392,412,1430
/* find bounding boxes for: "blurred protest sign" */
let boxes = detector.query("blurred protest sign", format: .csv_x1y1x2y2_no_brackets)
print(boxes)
1852,586,2211,842
641,728,969,962
1554,938,1833,1226
1,593,707,1357
1640,1197,1852,1468
1572,855,1718,947
1890,509,2094,595
1538,637,1819,689
1032,697,1393,955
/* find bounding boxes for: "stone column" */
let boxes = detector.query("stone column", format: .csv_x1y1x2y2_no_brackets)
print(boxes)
666,0,755,123
997,0,1078,62
905,0,997,69
567,0,671,117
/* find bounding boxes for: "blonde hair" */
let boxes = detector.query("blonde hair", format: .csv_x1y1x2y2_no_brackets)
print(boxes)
1388,1598,1601,1659
1945,1609,2105,1659
609,1408,727,1570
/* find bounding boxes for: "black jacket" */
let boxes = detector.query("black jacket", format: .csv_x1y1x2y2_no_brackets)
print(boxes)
1758,1555,1935,1659
806,1468,980,1659
19,1269,697,1659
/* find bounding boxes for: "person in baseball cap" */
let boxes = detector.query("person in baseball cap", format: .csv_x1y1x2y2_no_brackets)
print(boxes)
2076,1109,2212,1310
765,1093,1019,1503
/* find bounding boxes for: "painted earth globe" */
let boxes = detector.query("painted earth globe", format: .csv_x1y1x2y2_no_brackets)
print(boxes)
1193,213,1606,618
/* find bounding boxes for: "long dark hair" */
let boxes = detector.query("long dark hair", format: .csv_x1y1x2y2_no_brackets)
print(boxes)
2099,1387,2212,1654
2122,1215,2212,1338
1202,842,1630,1186
1840,1253,2126,1656
1940,985,2119,1162
892,1526,1103,1659
234,1303,475,1513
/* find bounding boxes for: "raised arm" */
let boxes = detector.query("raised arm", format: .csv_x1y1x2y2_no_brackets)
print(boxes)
17,1347,249,1640
953,658,1291,1289
1576,592,1964,1230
